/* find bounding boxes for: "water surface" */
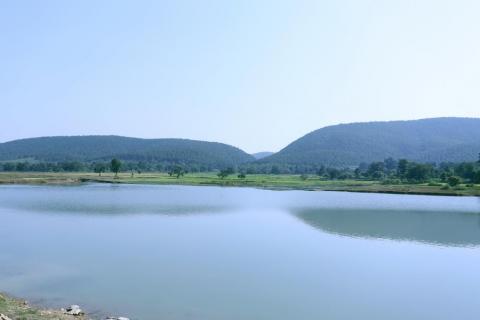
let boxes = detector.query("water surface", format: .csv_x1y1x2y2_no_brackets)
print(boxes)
1,184,479,320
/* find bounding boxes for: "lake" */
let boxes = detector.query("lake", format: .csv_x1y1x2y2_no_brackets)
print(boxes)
1,184,479,320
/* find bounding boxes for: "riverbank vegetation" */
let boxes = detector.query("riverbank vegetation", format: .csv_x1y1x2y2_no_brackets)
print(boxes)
1,154,479,196
0,293,87,320
0,171,479,196
1,156,479,183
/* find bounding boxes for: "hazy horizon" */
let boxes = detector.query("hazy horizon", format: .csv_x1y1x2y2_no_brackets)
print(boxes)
2,1,480,153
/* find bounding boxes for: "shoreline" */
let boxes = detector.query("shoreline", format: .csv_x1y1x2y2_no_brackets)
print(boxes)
0,292,130,320
0,293,89,320
0,172,478,197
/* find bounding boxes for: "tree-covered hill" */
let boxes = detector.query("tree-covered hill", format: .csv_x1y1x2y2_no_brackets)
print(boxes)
259,118,480,167
0,136,254,170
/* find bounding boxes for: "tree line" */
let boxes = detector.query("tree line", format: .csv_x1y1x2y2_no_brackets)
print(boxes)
353,157,480,185
0,160,218,174
1,155,479,185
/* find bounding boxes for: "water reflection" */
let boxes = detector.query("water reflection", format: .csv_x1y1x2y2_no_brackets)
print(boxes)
293,208,480,247
0,184,230,216
0,193,230,217
1,200,227,216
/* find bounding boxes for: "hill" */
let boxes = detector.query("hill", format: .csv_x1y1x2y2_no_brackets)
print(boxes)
259,118,480,167
252,152,274,160
0,136,254,170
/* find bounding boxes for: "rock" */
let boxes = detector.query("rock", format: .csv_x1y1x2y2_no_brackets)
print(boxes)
0,314,13,320
64,305,84,316
105,317,130,320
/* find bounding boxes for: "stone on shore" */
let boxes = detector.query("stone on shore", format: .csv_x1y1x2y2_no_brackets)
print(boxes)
0,313,13,320
64,305,84,316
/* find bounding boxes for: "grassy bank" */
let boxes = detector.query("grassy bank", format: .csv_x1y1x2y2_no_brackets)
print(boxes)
1,172,479,196
0,293,88,320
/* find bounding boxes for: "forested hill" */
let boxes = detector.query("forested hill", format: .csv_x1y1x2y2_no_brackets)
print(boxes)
0,136,254,170
259,118,480,167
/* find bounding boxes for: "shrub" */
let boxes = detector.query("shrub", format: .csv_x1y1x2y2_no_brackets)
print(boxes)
447,176,461,187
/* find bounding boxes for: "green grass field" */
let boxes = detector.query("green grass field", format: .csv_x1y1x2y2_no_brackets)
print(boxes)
1,172,479,196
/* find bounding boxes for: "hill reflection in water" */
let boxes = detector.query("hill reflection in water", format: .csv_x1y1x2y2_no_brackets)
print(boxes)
293,207,480,247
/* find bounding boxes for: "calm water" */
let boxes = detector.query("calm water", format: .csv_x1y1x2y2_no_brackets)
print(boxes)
1,184,480,320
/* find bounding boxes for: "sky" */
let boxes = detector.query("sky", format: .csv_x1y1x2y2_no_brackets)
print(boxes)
1,0,480,153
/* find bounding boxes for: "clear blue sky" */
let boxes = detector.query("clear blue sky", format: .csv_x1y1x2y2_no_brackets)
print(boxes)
1,0,479,153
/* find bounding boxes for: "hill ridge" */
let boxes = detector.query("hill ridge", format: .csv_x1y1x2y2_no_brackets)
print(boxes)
0,135,254,170
259,117,480,166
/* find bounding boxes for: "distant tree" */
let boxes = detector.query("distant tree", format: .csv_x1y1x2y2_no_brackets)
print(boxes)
110,158,122,177
270,165,280,175
354,167,362,179
406,163,432,183
16,162,27,171
300,174,309,180
384,157,397,173
474,171,480,184
238,173,246,179
2,163,16,171
327,168,340,180
218,167,235,179
316,165,326,177
455,163,476,182
447,176,461,187
94,163,106,176
367,162,385,179
439,171,449,182
397,159,409,179
60,161,84,172
169,165,185,178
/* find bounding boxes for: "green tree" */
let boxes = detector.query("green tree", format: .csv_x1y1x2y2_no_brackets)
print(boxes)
384,157,397,173
94,162,106,176
327,168,340,180
473,171,480,184
397,159,409,179
172,165,185,178
317,165,326,177
406,163,432,183
367,162,385,180
218,167,235,179
110,158,122,177
270,165,281,175
2,163,16,171
447,176,461,187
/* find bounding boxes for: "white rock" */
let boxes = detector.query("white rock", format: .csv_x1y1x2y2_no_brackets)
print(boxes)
0,313,13,320
65,305,83,316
